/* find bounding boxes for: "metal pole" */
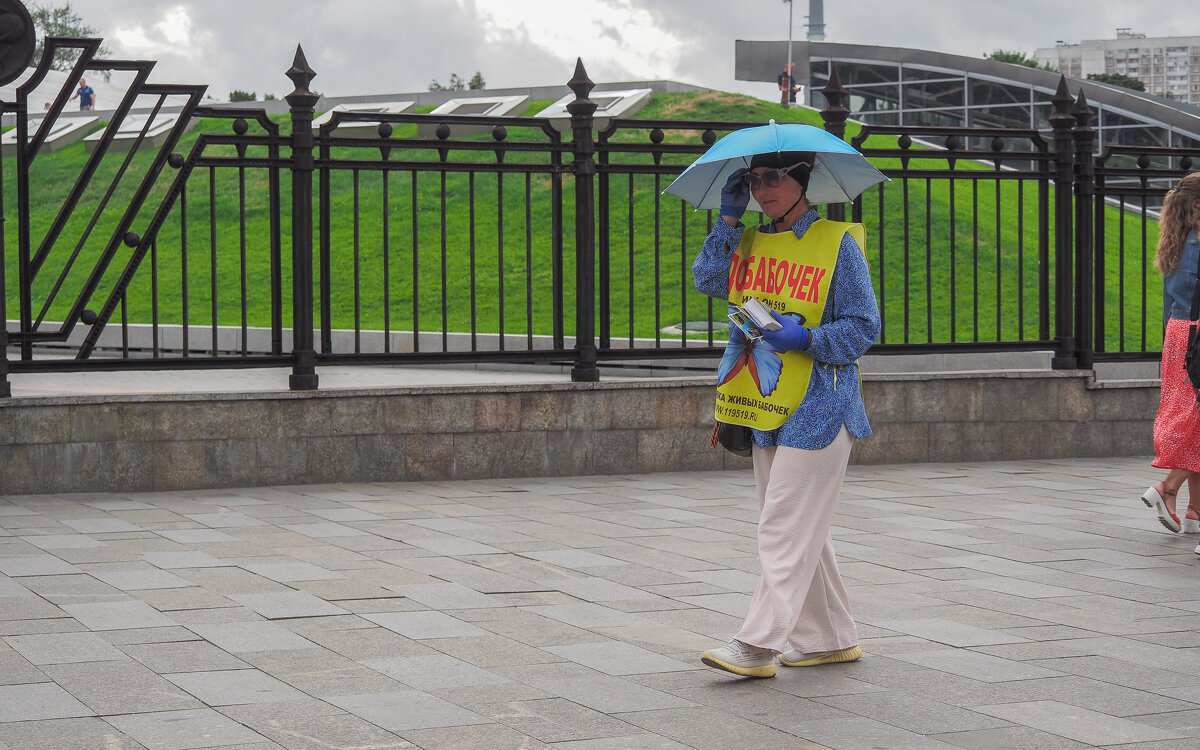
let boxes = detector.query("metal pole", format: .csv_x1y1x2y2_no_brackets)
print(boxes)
1048,76,1077,370
285,45,319,390
786,0,794,108
0,327,8,398
820,69,850,222
567,59,599,382
1071,90,1096,370
0,98,8,398
15,70,29,361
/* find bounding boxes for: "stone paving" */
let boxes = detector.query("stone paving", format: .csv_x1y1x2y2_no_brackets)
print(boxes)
2,456,1200,749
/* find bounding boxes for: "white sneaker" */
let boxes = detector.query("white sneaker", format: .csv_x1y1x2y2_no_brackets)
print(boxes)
778,645,863,667
701,639,777,678
1194,542,1200,556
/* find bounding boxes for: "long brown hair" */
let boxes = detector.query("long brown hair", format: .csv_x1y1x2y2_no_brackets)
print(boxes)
1156,171,1200,275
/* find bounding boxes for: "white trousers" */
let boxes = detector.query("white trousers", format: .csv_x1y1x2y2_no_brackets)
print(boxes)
735,427,859,653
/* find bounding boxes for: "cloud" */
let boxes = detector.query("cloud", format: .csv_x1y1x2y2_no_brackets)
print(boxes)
61,0,699,100
41,0,1200,103
110,4,211,60
597,22,623,45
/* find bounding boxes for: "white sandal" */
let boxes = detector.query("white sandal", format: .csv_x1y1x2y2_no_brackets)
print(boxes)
1142,485,1182,533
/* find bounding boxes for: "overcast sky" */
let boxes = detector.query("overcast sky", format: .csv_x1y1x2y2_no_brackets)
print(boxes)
47,0,1200,103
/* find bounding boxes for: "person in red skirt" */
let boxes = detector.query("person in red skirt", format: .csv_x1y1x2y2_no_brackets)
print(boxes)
1143,172,1200,543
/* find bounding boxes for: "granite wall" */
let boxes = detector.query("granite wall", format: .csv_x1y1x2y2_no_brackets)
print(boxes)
0,370,1158,495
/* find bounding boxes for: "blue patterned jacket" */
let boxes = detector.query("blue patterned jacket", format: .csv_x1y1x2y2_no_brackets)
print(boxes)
692,209,881,449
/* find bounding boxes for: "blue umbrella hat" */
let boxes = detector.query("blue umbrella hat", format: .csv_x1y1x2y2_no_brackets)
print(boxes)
663,120,888,212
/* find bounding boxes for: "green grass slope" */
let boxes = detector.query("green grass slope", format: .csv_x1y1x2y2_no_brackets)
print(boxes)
3,91,1161,353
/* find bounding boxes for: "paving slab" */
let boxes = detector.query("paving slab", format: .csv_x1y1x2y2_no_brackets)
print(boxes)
973,700,1182,746
0,682,93,722
222,707,414,749
0,716,149,750
547,738,693,750
23,534,105,550
237,561,345,583
887,647,1066,682
545,641,695,676
0,576,29,599
4,631,126,664
362,610,491,639
44,660,201,714
617,706,831,750
227,591,348,619
4,456,1200,748
104,708,268,749
181,622,318,653
365,654,513,691
164,669,307,706
0,556,80,576
325,690,488,731
930,726,1092,750
477,697,639,743
237,648,403,697
389,582,508,609
118,640,251,674
61,600,179,630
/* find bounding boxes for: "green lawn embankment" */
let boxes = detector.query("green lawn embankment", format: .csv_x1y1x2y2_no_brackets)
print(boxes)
5,92,1160,351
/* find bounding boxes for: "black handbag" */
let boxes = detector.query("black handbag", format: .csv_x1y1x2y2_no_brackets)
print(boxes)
1186,325,1200,394
1186,246,1200,398
711,421,753,457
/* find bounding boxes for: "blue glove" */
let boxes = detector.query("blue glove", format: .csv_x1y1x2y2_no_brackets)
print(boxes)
719,169,750,219
760,309,811,352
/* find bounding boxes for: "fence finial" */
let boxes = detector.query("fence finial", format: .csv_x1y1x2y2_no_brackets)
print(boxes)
819,67,849,139
1050,76,1074,121
568,58,595,102
285,45,317,104
1071,89,1094,127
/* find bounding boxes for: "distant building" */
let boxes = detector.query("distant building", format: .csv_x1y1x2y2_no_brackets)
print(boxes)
1034,29,1200,104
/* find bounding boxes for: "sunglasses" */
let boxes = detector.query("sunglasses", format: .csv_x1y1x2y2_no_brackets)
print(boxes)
741,162,809,190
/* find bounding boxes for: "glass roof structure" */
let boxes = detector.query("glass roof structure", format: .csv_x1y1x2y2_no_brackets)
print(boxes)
735,41,1200,160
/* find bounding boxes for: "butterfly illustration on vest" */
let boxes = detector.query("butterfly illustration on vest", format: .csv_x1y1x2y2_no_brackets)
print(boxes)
718,311,806,398
718,335,781,397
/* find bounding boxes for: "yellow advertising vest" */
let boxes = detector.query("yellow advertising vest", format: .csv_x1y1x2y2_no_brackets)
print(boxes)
715,220,866,430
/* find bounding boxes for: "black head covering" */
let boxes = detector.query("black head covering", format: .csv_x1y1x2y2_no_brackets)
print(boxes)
749,150,814,190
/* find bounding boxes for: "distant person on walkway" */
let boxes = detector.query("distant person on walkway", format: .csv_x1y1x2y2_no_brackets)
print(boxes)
691,151,880,678
1143,172,1200,541
70,78,95,111
778,63,800,105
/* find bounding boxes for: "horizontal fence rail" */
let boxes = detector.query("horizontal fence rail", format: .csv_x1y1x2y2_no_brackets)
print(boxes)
2,45,1193,395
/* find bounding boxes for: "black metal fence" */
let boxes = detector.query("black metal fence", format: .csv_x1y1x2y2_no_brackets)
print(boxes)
1,37,1192,396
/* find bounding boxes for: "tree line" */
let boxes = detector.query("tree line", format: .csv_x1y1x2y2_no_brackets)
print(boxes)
985,49,1146,93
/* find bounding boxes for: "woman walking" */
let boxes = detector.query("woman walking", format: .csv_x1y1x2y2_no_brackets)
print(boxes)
692,150,880,677
1143,172,1200,542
